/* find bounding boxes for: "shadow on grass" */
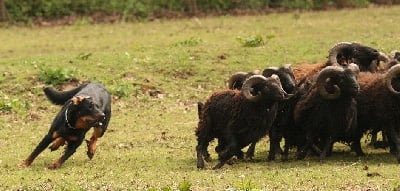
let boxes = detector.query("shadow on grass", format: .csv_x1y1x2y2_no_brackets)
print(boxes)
179,146,398,171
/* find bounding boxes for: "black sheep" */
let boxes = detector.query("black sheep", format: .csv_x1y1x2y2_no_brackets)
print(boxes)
195,75,289,169
294,64,362,160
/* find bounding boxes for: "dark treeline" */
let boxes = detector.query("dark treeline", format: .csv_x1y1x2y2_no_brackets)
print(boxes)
0,0,399,24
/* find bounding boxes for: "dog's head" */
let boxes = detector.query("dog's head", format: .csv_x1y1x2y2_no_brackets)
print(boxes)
69,96,105,128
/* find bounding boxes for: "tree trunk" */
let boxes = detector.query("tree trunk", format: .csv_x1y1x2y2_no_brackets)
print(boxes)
186,0,197,16
0,0,8,21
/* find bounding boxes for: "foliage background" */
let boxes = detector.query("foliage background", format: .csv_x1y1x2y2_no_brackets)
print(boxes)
2,0,400,23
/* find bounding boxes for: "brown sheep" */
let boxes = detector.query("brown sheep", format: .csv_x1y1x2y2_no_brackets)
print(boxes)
356,65,400,162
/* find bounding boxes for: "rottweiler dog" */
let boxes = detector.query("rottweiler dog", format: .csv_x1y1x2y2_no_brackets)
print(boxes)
19,82,111,169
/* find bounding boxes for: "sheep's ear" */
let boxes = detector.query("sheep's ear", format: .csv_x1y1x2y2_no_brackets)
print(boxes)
71,96,90,105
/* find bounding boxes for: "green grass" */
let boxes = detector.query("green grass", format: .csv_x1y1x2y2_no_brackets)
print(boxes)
1,6,400,190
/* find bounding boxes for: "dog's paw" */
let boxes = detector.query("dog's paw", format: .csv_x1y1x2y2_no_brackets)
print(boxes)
18,160,30,168
47,163,61,169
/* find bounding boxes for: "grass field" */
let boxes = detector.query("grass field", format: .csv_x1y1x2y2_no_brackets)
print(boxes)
1,5,400,191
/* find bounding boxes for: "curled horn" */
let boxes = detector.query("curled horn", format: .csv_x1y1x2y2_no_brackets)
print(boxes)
262,67,279,77
316,66,343,100
328,42,352,65
228,72,248,89
242,75,268,102
378,51,389,63
228,70,260,89
385,65,400,95
347,63,360,74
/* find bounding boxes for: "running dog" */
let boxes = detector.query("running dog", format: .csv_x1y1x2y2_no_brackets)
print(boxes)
19,82,111,169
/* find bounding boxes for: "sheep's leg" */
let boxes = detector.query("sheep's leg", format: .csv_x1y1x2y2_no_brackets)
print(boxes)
297,134,314,160
268,129,283,161
386,126,400,163
369,129,378,147
196,137,212,169
320,137,334,161
213,137,239,169
246,142,256,159
281,142,290,161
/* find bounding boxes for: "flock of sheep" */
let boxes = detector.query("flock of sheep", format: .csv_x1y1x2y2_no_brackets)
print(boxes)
195,42,400,169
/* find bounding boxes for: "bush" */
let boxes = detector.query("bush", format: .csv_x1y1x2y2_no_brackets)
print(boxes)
1,0,397,23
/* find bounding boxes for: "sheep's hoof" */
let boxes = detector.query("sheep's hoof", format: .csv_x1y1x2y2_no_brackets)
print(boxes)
204,156,212,162
267,155,275,161
212,161,226,169
197,160,205,169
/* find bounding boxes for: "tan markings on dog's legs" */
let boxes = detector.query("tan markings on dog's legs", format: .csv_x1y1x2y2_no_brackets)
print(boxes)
48,156,62,169
49,137,65,151
86,127,103,160
52,131,60,139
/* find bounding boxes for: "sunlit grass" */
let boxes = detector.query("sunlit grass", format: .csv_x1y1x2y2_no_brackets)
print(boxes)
1,5,400,190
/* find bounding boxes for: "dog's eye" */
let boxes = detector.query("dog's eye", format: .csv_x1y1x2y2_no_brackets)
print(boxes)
89,103,94,109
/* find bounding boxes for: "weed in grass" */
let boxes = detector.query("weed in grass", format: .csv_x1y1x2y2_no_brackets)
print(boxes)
77,52,92,60
236,34,265,47
38,66,77,85
173,37,202,47
0,97,29,113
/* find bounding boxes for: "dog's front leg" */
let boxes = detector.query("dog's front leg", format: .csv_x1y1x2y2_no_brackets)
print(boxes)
86,127,103,159
48,139,83,169
19,134,54,167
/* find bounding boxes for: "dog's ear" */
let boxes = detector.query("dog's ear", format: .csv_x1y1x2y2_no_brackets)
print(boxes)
71,96,87,105
71,96,92,105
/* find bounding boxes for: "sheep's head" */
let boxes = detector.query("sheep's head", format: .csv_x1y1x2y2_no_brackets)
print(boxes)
385,64,400,95
242,74,288,102
317,64,360,100
227,70,260,90
384,50,400,70
328,42,388,72
262,64,296,94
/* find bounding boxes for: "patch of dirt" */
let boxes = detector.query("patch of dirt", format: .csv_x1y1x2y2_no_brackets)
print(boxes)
56,78,84,91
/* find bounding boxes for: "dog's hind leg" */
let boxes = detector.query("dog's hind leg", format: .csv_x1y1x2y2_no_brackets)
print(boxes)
19,134,54,167
86,127,104,159
48,139,84,169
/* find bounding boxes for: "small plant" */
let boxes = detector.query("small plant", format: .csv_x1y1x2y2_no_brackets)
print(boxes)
38,66,76,85
178,180,191,191
236,35,265,47
111,83,133,98
173,37,202,47
226,178,258,191
0,98,29,113
147,180,192,191
77,52,92,60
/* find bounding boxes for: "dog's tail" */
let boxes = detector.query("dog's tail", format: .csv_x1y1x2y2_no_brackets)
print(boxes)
43,84,87,105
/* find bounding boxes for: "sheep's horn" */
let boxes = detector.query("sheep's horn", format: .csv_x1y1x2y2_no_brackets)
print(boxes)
347,63,360,74
378,51,389,63
228,72,248,90
242,75,268,102
262,67,279,77
385,65,400,95
328,42,352,65
316,66,343,100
